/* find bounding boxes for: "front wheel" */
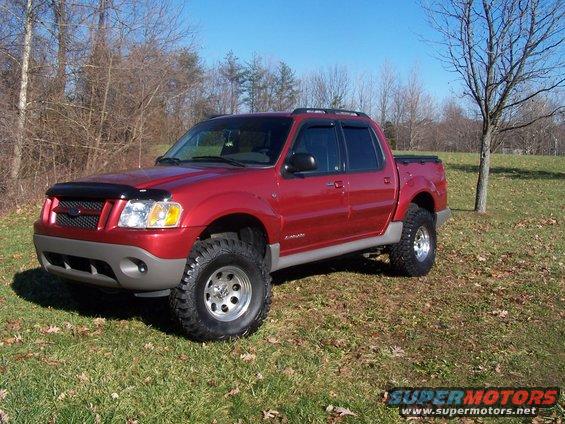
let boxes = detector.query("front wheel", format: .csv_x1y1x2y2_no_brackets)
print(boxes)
389,204,437,276
169,238,271,341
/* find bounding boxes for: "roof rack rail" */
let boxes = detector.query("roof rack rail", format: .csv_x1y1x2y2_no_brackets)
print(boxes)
206,114,229,119
291,108,369,118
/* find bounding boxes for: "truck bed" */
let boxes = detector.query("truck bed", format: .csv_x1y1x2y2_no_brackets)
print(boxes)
394,154,441,164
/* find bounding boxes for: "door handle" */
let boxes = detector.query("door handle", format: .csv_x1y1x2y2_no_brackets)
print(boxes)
327,180,344,188
384,177,391,184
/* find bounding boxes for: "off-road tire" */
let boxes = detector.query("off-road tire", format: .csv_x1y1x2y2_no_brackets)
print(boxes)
389,204,436,276
169,238,271,341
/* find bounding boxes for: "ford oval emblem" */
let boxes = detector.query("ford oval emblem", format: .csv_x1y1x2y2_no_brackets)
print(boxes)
67,207,81,217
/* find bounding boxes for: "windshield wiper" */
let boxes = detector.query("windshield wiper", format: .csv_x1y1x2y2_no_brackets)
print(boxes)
156,156,181,165
190,156,246,167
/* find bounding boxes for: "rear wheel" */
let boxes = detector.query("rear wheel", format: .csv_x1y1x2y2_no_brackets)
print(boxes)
169,238,271,341
389,204,436,276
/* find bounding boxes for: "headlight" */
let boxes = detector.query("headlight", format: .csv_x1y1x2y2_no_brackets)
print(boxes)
118,200,183,229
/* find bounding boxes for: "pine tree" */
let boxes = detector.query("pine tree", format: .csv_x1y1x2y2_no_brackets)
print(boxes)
219,51,244,114
273,61,299,111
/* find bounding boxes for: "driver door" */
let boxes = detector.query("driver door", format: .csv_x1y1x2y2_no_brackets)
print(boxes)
275,120,349,254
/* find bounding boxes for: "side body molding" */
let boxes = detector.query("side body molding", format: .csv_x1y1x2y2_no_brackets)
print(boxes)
269,221,403,272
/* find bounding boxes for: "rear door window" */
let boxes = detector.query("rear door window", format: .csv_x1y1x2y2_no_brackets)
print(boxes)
342,125,383,172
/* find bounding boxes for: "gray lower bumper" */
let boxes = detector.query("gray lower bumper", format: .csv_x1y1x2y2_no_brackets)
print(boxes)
33,235,186,291
435,208,452,228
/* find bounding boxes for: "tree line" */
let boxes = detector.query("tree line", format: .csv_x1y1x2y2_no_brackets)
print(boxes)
0,0,562,208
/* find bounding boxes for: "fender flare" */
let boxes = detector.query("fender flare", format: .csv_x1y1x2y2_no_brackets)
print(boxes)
393,176,440,221
184,192,281,244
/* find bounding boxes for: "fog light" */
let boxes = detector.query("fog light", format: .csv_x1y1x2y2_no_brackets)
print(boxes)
138,261,147,274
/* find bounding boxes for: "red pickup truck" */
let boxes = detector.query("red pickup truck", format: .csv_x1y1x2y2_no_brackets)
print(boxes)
34,108,450,340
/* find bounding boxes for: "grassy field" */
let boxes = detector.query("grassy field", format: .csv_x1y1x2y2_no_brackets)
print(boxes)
0,152,563,423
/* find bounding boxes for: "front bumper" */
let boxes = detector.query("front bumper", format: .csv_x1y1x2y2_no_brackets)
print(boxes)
34,234,186,291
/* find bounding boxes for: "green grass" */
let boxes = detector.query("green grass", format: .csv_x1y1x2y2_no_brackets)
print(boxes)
1,152,563,423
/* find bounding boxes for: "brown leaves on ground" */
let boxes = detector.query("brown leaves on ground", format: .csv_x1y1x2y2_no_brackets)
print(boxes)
262,409,280,420
491,309,509,318
76,372,89,383
1,335,22,346
240,352,256,363
5,320,21,332
93,318,106,327
40,325,61,334
326,405,357,419
225,387,240,398
390,346,406,358
0,389,7,401
0,409,8,423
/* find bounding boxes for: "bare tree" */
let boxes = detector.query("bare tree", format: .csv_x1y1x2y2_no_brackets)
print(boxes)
402,65,435,150
376,60,396,125
425,0,564,212
10,0,34,188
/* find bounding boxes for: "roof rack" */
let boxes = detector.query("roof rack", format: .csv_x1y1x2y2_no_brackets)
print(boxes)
291,108,369,118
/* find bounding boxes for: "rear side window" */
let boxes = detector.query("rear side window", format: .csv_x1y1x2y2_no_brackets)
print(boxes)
342,126,382,171
292,126,340,174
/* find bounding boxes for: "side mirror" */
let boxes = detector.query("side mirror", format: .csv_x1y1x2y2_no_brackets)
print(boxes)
155,155,163,165
285,153,317,173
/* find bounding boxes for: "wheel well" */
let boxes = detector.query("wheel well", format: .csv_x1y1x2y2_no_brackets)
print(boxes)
199,214,268,257
411,192,435,213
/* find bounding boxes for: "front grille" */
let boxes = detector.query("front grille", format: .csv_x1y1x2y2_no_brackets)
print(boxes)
55,213,100,229
54,198,105,229
58,199,104,211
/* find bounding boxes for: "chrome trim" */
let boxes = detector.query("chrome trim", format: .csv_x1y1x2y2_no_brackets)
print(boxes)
268,222,403,272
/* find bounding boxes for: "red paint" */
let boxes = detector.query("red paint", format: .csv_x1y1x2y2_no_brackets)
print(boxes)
34,112,448,260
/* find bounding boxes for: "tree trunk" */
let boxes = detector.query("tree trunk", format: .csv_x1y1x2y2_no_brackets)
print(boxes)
474,127,493,213
10,0,34,188
53,0,67,98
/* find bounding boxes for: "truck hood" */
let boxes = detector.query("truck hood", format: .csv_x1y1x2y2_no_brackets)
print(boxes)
79,165,246,189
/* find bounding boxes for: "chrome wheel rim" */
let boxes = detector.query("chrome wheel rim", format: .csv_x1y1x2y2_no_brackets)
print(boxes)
414,226,431,262
204,266,252,322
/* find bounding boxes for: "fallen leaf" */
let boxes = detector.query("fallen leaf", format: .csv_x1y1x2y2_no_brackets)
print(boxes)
225,387,240,397
256,372,264,380
390,346,406,357
491,309,509,318
2,335,23,346
93,318,106,327
5,320,21,332
111,392,119,400
0,409,8,423
76,372,89,383
143,343,154,350
477,255,487,262
0,390,7,401
283,367,295,377
126,419,138,424
495,364,502,373
262,409,280,420
240,352,256,363
177,354,188,361
326,405,356,417
41,326,61,334
266,336,280,345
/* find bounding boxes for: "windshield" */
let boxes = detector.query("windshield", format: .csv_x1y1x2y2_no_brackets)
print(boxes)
163,116,293,166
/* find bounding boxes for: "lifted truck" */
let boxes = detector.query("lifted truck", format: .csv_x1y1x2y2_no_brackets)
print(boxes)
34,108,450,340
